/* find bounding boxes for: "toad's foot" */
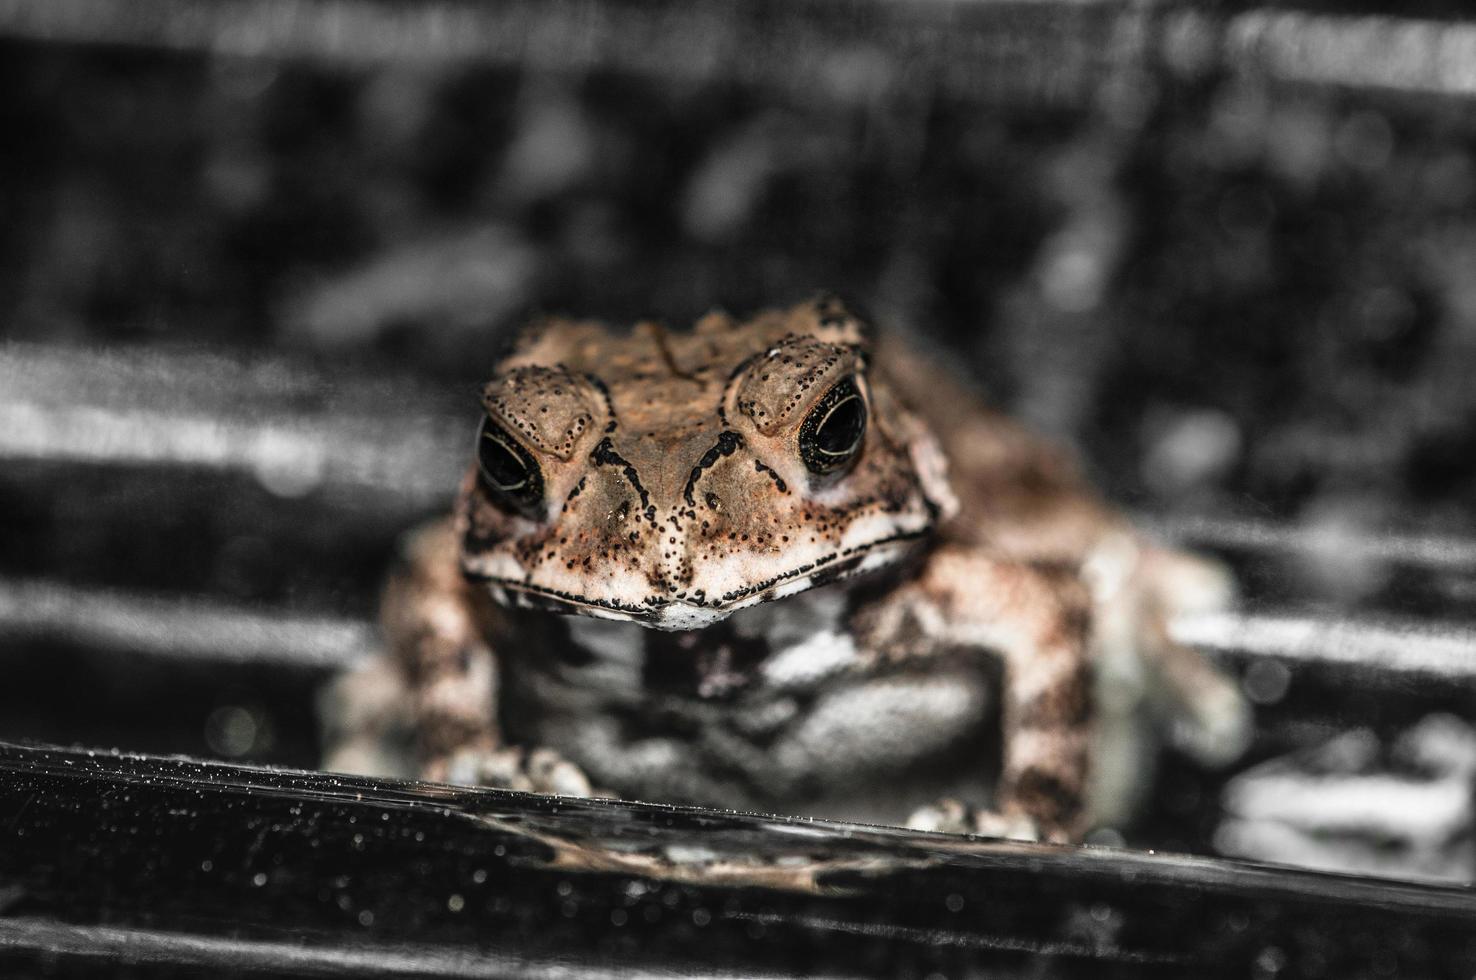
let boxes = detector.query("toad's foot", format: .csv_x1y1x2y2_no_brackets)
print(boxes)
906,798,1045,843
426,744,607,798
318,653,416,780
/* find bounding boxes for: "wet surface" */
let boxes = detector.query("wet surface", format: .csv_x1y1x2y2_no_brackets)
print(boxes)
1,742,1474,978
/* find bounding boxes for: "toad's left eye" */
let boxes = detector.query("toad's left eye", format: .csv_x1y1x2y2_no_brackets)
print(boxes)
799,376,867,476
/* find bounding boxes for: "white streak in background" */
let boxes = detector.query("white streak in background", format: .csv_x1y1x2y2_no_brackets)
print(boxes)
0,402,325,496
0,579,373,669
1172,610,1476,680
2,576,1474,684
0,401,454,500
6,343,1472,574
0,343,464,502
6,0,1476,111
1224,772,1471,841
1214,816,1475,885
0,916,813,980
1216,718,1476,883
1143,513,1476,572
1224,13,1476,96
722,910,1184,965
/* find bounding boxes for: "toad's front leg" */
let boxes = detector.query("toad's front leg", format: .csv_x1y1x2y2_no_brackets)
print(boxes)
335,519,595,797
852,546,1093,843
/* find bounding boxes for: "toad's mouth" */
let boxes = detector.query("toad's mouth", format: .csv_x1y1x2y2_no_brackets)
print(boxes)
467,529,928,631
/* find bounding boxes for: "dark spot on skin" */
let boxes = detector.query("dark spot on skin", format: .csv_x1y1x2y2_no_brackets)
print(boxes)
1012,768,1083,830
682,430,743,506
592,437,655,526
717,349,766,427
582,372,616,423
753,458,788,493
1019,672,1093,730
807,555,864,590
1062,604,1091,645
462,571,654,621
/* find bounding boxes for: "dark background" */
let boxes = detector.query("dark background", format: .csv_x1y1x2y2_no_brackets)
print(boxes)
1,0,1475,871
4,8,1475,527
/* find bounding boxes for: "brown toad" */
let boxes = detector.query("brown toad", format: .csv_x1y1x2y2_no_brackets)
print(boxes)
323,296,1248,842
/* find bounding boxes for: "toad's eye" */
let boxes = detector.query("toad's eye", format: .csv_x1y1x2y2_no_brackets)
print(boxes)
799,376,867,476
476,418,545,517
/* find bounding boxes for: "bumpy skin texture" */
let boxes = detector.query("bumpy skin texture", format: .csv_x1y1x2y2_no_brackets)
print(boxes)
459,303,941,629
323,297,1247,844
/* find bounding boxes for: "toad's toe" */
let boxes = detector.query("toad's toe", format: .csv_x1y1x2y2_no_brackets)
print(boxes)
907,799,1044,842
431,745,602,798
526,747,595,797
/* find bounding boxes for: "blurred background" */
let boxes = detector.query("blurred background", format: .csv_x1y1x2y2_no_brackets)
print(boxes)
2,0,1475,881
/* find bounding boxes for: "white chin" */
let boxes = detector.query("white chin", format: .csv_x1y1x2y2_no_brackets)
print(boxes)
494,531,923,631
647,603,731,631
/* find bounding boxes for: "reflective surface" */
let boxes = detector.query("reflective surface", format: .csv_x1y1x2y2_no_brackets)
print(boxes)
1,742,1474,977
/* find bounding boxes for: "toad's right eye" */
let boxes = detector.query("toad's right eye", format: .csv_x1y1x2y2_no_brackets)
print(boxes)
798,376,867,477
476,418,545,518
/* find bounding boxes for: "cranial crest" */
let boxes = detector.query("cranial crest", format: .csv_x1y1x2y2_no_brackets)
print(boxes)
734,337,860,436
482,365,598,461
